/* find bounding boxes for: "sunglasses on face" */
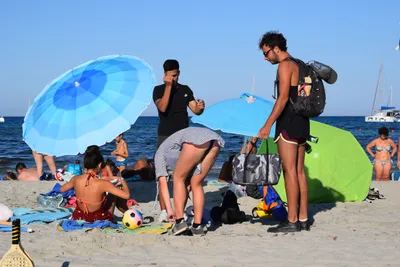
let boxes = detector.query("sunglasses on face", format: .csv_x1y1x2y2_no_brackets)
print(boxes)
263,48,273,57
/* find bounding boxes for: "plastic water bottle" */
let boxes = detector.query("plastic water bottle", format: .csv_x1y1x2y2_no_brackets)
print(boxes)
228,183,247,198
308,135,319,144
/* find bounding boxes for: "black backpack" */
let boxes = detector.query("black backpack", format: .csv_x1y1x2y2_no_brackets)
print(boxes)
274,57,336,118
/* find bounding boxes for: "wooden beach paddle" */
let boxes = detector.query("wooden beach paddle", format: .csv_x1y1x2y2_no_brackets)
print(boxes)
0,219,34,267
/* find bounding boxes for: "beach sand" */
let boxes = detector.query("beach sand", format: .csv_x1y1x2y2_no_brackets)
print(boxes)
0,180,398,267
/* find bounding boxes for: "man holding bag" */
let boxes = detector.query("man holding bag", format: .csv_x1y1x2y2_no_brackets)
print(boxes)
258,31,310,233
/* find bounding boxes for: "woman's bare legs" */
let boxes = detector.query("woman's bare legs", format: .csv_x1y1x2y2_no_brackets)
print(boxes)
190,143,220,224
173,142,210,221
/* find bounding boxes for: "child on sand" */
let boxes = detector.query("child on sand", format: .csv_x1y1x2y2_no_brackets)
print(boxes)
60,146,130,222
112,133,128,173
100,158,120,181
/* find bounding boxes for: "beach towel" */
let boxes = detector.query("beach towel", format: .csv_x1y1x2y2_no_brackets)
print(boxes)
0,225,33,233
104,223,173,235
12,207,72,225
40,183,75,198
58,219,122,231
57,219,172,234
13,207,74,216
204,180,230,187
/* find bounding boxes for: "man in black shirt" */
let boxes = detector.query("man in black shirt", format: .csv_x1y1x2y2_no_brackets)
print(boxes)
153,59,205,148
153,59,205,222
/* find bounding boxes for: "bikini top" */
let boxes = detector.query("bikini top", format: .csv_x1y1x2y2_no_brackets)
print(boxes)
376,145,391,152
77,171,107,214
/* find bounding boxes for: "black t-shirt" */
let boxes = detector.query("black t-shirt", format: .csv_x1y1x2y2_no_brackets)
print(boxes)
153,83,195,136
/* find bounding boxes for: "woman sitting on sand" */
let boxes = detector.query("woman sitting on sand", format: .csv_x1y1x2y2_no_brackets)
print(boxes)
60,146,130,222
155,127,224,236
366,127,397,181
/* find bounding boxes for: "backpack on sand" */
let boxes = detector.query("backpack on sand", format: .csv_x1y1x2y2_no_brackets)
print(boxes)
274,58,337,118
252,185,287,221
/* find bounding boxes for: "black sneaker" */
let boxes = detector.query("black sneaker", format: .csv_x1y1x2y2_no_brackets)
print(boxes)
299,220,310,231
267,220,300,233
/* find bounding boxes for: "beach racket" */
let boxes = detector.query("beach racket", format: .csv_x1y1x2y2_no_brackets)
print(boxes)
0,219,34,267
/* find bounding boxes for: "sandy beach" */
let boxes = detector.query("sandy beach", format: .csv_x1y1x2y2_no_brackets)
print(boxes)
0,180,399,267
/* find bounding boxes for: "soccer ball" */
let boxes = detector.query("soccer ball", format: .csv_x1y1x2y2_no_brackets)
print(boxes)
122,208,143,230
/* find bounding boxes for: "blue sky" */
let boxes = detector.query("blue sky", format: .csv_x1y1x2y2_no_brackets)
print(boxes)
1,0,399,116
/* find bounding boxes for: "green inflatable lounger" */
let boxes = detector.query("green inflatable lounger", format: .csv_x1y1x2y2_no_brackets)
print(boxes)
258,120,372,203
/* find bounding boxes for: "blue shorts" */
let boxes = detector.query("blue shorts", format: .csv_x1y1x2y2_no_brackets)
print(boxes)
115,159,127,167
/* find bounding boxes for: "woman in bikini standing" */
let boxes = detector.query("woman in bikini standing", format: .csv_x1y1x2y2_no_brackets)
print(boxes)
366,127,397,181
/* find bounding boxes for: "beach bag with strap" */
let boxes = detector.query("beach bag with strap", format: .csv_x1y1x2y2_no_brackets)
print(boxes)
232,141,281,186
274,58,336,118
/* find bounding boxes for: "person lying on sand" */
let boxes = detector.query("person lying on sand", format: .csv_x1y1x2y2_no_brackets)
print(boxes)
121,158,156,181
60,146,130,222
0,171,17,181
15,163,53,181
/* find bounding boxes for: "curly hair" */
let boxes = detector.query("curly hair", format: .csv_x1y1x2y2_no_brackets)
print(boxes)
258,31,287,51
378,127,389,137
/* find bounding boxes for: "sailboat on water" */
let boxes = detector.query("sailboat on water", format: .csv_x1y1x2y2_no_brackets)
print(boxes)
0,116,4,123
365,63,400,123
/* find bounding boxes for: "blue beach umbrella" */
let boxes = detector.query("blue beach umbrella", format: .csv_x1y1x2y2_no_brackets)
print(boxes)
191,93,275,137
22,55,156,156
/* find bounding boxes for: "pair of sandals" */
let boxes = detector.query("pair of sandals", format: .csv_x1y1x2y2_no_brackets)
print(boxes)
366,187,385,201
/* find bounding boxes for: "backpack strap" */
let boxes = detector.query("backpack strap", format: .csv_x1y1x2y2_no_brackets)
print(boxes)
279,57,311,109
273,57,298,100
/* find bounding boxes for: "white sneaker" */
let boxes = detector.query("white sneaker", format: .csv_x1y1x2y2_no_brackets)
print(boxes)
158,210,168,223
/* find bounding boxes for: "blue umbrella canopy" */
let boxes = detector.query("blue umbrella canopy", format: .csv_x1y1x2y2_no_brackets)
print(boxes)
191,93,275,137
23,55,156,156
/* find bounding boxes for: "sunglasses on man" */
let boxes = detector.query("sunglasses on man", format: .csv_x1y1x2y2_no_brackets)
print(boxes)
263,48,273,57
